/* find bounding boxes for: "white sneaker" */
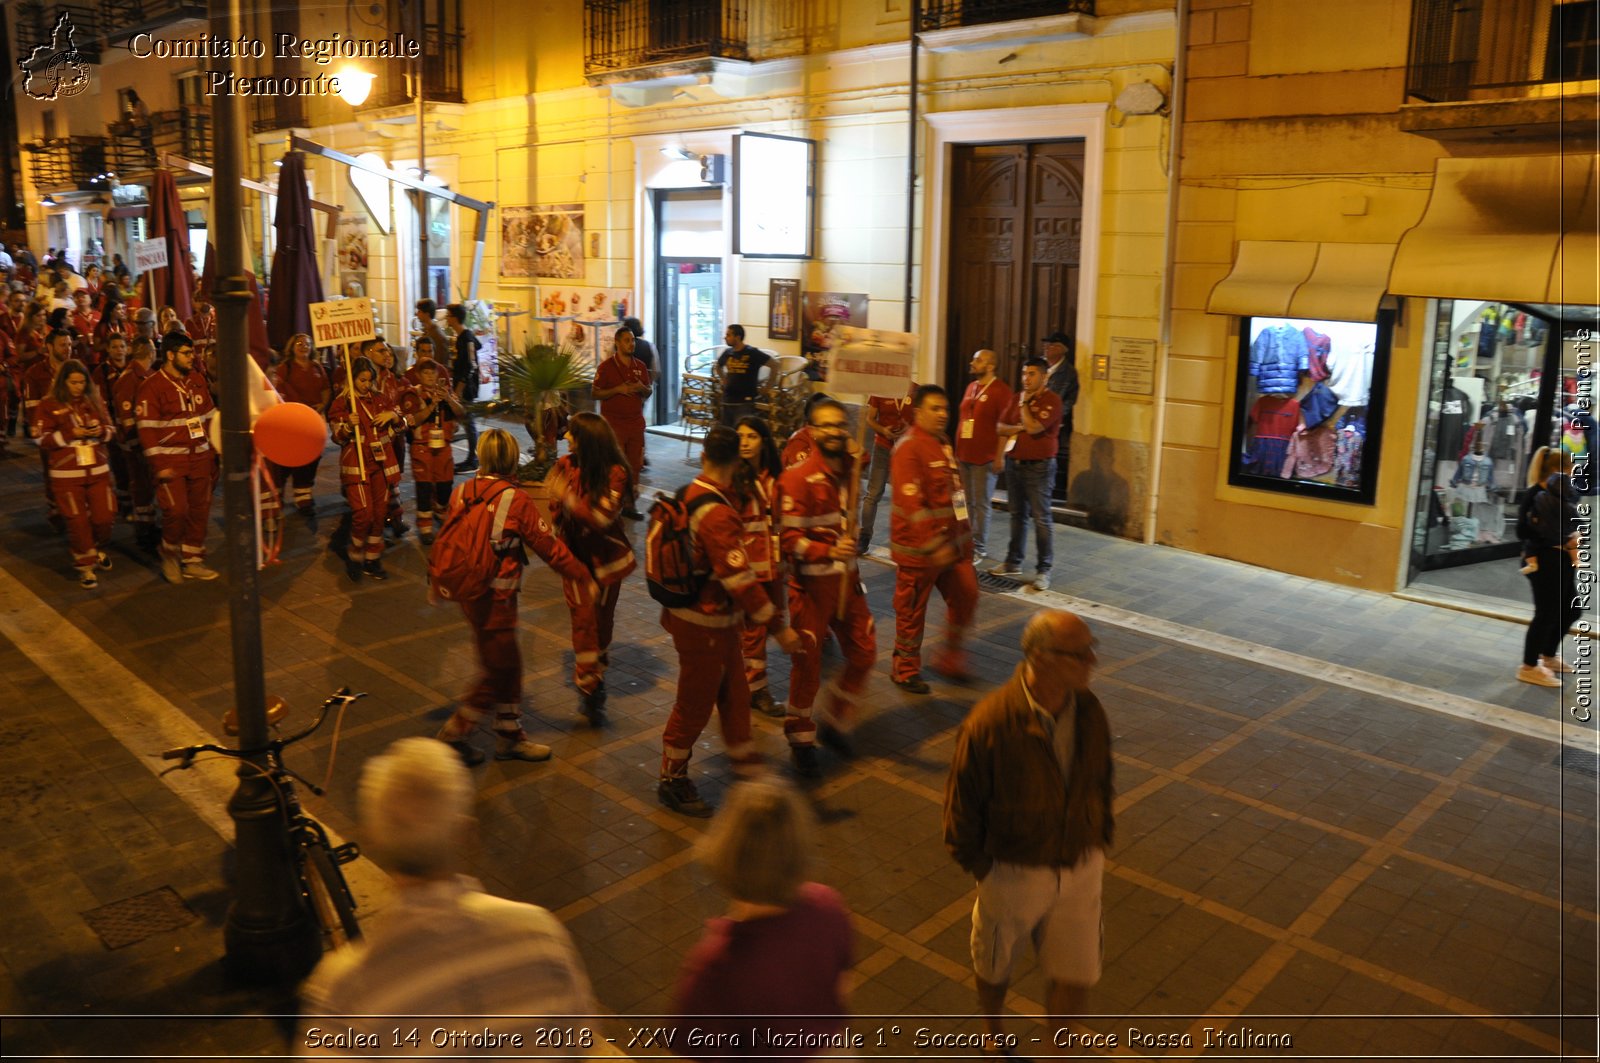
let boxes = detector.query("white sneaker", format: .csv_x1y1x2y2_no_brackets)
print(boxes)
161,554,182,584
1517,663,1561,688
181,562,220,581
78,567,97,588
1031,572,1050,592
1541,655,1573,674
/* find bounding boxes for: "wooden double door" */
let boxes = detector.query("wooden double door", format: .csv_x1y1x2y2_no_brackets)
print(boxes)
944,140,1084,391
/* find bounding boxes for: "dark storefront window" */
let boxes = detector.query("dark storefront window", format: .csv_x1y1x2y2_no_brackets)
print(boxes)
1228,315,1392,504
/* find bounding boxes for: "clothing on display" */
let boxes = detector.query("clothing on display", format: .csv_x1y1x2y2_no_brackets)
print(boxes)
1325,342,1372,408
1303,328,1332,381
1248,325,1309,395
1246,395,1300,477
1332,412,1365,489
1436,385,1470,460
1450,453,1493,502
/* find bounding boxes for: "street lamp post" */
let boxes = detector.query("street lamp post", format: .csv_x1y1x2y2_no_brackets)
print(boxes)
414,0,429,306
211,0,321,983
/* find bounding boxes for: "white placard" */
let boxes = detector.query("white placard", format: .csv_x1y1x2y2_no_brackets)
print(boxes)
308,297,377,347
826,326,917,399
132,237,168,273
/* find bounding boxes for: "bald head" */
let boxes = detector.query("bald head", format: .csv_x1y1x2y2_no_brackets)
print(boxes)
1022,609,1098,702
969,348,997,378
1022,610,1089,658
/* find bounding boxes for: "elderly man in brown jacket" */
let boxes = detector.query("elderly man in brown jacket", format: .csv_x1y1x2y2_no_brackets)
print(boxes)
943,609,1114,1047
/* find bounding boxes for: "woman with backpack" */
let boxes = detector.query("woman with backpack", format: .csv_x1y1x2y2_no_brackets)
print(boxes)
734,415,787,719
545,412,636,727
328,356,403,582
1516,446,1582,688
432,428,596,765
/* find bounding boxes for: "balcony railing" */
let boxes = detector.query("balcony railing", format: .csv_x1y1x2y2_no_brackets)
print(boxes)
360,30,467,108
584,0,749,76
1408,0,1598,102
918,0,1092,31
24,135,108,191
251,96,308,135
106,109,212,174
100,0,207,43
15,2,103,65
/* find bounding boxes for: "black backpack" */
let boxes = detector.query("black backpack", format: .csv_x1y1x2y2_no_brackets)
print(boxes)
1515,485,1545,544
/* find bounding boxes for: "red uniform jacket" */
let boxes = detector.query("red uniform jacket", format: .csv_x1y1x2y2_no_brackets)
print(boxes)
113,363,152,446
135,367,217,476
20,356,63,437
328,392,404,487
449,475,590,628
93,361,129,416
186,311,216,343
890,425,972,568
400,381,459,482
1002,389,1064,461
669,476,782,631
593,354,652,428
777,449,856,581
548,455,636,586
69,309,100,339
35,395,114,483
868,393,913,451
0,309,25,343
954,377,1014,465
274,358,330,411
739,469,782,584
781,426,814,469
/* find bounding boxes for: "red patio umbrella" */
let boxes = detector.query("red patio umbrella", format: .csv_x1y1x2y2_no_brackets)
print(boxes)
265,150,325,355
199,237,273,372
144,168,196,323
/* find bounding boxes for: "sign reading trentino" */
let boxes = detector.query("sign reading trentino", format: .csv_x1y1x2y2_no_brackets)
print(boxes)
308,298,377,346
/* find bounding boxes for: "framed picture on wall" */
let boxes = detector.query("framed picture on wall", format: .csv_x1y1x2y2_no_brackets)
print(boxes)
769,278,799,340
1227,313,1392,504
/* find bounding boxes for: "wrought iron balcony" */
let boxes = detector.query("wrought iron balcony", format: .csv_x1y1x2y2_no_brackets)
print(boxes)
1407,0,1598,102
23,135,109,191
100,0,207,44
251,97,308,136
106,109,212,174
15,2,103,65
918,0,1092,31
584,0,749,78
355,0,465,108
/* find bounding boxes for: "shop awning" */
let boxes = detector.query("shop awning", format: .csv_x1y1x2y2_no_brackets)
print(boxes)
1389,154,1599,307
105,204,146,220
1209,240,1396,321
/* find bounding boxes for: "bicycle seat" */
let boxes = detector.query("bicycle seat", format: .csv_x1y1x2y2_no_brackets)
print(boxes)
222,696,289,737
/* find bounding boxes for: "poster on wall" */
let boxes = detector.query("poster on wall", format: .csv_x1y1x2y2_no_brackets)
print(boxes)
502,204,585,281
800,291,869,380
535,286,632,368
1229,315,1390,505
769,278,799,340
335,213,369,299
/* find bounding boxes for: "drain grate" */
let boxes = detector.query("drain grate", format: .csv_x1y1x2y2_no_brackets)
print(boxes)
1557,749,1600,779
81,887,197,950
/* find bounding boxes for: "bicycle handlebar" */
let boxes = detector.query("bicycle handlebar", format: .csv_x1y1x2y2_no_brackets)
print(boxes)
158,687,366,767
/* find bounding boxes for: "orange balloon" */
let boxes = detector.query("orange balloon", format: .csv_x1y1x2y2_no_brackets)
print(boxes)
253,401,327,467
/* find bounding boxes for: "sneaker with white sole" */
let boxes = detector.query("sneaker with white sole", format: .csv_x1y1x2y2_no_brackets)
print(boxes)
1031,572,1050,592
1541,655,1573,674
182,562,220,581
96,550,112,571
494,737,553,762
161,555,182,584
78,567,98,588
1516,663,1561,688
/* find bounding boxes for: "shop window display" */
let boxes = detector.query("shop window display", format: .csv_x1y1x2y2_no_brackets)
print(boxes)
1228,315,1389,504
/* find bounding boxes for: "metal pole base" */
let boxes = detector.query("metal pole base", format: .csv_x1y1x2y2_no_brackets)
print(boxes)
221,777,323,985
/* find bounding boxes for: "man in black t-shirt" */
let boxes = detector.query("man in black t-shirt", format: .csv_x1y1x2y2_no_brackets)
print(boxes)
447,303,481,471
714,324,771,427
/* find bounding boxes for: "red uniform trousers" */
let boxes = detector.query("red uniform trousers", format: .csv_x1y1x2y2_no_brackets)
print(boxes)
784,573,876,746
564,579,619,695
741,580,784,696
613,421,645,480
409,433,454,536
343,467,389,563
154,456,216,563
660,610,758,779
53,472,116,568
437,594,531,742
891,560,978,682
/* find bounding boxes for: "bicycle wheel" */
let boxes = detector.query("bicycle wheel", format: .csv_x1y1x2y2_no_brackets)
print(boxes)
301,841,362,947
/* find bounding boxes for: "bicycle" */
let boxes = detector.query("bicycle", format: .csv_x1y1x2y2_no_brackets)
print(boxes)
159,686,368,948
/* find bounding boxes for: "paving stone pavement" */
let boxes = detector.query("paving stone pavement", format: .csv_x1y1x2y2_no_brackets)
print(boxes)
0,424,1595,1059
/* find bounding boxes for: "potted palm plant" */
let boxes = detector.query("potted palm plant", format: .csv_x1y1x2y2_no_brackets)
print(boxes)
481,339,592,483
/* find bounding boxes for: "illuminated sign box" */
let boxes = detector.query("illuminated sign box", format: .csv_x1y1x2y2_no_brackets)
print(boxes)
732,132,815,259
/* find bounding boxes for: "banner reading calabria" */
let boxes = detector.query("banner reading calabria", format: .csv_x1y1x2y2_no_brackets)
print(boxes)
826,326,918,400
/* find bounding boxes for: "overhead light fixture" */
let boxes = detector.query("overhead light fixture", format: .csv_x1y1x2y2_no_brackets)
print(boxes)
336,66,375,107
40,194,56,207
659,146,697,161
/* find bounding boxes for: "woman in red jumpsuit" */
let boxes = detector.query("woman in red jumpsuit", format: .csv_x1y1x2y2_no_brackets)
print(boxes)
271,332,330,515
545,411,635,727
367,338,408,536
399,357,459,545
33,359,116,587
327,357,403,582
734,415,787,718
434,428,595,765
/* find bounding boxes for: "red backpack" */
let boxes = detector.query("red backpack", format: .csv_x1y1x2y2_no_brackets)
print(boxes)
428,481,519,602
645,484,724,607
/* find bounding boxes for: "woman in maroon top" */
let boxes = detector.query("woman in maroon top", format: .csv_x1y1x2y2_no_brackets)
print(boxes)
271,332,331,515
672,778,853,1058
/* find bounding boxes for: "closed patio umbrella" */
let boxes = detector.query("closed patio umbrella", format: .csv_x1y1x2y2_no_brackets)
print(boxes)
144,168,196,324
265,150,324,354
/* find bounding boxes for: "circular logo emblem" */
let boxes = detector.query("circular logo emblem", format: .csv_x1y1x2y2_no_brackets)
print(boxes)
48,54,91,98
901,483,917,496
726,548,746,568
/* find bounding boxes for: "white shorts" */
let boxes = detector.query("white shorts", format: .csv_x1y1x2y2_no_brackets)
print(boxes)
970,850,1104,987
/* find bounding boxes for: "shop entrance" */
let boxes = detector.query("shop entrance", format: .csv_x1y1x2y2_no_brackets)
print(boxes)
1407,301,1597,606
943,140,1083,391
653,187,724,425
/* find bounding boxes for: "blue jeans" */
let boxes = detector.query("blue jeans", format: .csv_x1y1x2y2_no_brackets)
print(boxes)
458,408,478,462
1005,458,1054,573
959,461,993,556
857,443,893,549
